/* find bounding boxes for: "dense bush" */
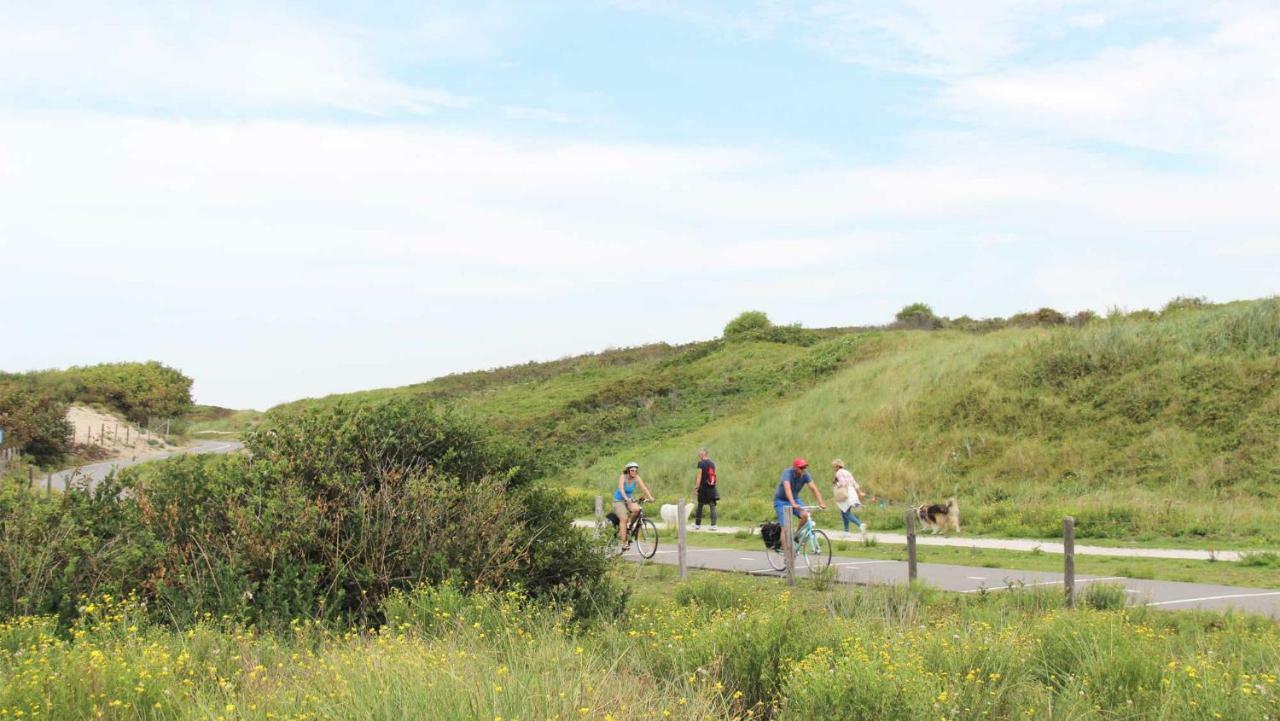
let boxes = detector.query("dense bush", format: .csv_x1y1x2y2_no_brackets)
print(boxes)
0,381,72,464
723,310,772,337
893,302,944,330
1,361,193,423
246,399,542,490
0,398,617,626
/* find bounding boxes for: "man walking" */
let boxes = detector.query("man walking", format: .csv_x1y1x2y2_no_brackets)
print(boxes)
692,448,719,531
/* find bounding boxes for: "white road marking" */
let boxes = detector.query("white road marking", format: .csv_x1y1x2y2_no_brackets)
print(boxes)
1145,591,1280,607
967,576,986,580
961,576,1124,593
833,561,892,568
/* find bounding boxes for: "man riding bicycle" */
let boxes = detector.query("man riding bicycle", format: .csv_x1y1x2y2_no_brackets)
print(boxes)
774,457,825,532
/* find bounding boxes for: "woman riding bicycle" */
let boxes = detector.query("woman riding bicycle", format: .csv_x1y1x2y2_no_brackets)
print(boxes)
615,461,654,550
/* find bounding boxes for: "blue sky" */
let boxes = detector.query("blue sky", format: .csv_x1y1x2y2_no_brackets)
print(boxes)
1,1,1277,409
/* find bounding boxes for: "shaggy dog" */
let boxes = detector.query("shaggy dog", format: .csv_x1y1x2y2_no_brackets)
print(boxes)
660,503,694,528
912,498,960,534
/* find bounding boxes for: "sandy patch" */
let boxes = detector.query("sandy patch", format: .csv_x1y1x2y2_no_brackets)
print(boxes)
66,405,176,462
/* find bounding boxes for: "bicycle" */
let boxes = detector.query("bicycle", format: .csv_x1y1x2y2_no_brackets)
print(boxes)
765,505,832,573
605,499,659,560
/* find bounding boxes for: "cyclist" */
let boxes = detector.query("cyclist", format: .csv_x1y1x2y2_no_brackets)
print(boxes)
774,457,825,533
614,461,654,549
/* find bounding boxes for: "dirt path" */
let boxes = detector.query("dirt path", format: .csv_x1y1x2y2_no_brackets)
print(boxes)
65,405,178,461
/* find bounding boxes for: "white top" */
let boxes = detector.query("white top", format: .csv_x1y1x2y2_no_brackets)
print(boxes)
833,468,861,512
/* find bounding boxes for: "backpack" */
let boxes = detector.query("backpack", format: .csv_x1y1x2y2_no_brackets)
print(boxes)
759,521,782,550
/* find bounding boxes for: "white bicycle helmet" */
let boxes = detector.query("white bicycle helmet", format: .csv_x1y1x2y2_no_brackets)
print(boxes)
623,461,640,471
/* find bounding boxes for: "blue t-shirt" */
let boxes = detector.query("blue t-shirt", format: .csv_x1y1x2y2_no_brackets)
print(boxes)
774,468,812,503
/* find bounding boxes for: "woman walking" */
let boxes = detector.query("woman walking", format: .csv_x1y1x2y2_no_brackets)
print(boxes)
831,458,866,535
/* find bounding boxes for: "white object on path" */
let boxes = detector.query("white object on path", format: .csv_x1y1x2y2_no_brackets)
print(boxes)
660,503,693,527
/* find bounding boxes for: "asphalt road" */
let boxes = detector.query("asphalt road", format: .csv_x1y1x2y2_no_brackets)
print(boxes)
46,440,244,491
629,542,1280,616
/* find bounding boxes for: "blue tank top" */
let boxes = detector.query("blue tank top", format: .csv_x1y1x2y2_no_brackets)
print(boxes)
614,478,637,502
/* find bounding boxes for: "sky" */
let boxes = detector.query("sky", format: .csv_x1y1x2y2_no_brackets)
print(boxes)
1,1,1277,410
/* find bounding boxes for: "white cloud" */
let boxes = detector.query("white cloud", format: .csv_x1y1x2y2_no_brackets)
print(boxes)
942,6,1280,162
0,2,469,115
501,105,576,124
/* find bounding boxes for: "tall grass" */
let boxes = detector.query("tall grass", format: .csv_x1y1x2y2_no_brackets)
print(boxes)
4,574,1279,720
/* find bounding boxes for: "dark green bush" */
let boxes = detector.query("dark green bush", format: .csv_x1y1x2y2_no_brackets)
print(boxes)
0,398,616,626
723,311,773,338
0,381,72,465
246,398,541,490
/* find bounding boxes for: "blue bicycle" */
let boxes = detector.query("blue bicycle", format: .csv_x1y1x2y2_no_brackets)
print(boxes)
765,506,832,572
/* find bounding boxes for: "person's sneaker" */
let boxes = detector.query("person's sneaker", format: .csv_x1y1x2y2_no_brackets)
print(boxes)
693,525,702,531
859,523,868,533
710,525,718,531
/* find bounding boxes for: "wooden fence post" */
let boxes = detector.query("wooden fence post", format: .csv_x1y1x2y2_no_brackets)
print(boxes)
677,498,688,580
783,511,796,587
28,467,34,489
906,509,918,582
594,496,604,540
1064,516,1076,608
46,472,52,494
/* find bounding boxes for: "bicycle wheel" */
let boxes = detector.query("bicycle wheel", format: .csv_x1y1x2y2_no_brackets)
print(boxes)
634,518,659,559
800,529,832,572
765,541,787,571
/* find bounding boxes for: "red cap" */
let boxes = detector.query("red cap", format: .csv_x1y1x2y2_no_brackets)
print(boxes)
793,457,808,469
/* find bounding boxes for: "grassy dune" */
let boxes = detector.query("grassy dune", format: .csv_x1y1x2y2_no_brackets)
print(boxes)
273,298,1280,545
571,301,1280,545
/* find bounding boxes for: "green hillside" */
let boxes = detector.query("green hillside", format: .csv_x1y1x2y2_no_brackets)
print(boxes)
273,299,1280,545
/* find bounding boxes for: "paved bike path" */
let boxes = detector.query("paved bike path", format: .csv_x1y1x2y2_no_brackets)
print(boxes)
576,519,1255,561
47,441,244,491
633,543,1280,616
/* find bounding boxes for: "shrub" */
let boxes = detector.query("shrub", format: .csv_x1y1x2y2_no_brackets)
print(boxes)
723,311,772,337
0,399,616,626
0,380,72,465
893,302,942,330
1009,307,1067,327
1,361,194,424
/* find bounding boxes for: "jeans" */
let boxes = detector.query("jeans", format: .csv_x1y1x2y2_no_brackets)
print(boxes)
695,501,717,527
840,507,863,532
